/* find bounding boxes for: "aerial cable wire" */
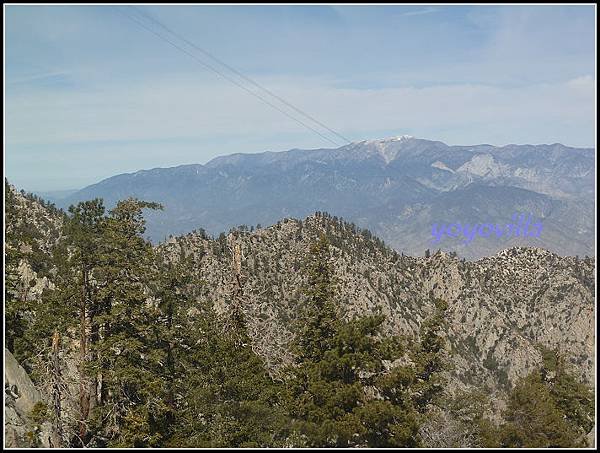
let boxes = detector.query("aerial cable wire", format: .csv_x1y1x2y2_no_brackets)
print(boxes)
127,5,353,146
114,7,346,148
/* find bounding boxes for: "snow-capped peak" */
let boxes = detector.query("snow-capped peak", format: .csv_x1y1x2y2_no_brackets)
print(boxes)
347,135,417,164
355,135,415,146
389,134,415,141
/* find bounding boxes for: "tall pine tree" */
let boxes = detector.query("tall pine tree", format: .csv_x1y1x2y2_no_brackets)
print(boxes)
171,237,290,447
284,234,441,447
87,199,164,447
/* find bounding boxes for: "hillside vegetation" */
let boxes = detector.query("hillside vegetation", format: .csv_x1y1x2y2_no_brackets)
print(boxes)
4,182,595,448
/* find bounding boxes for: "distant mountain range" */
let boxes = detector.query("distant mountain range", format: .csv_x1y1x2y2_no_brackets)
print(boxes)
54,136,595,259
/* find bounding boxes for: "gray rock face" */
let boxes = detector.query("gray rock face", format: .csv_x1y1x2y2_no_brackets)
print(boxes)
58,137,595,259
5,349,41,415
4,349,51,448
6,183,63,257
159,215,595,404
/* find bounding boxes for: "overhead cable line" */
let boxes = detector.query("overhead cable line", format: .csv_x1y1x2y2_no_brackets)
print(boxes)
114,7,347,148
128,5,353,146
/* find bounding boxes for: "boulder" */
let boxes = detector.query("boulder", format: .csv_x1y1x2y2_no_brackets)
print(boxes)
4,349,51,448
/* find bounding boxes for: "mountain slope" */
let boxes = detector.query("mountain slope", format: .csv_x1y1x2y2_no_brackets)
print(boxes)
59,137,595,258
158,213,595,401
4,188,595,435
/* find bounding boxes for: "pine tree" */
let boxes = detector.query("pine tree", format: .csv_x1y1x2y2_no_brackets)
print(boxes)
171,238,289,447
540,348,594,440
175,306,289,447
496,348,594,447
148,249,206,446
498,371,576,447
294,234,339,363
411,296,449,413
64,199,106,443
284,234,426,447
86,198,164,447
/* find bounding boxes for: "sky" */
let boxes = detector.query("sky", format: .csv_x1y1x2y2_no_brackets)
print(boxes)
4,4,596,191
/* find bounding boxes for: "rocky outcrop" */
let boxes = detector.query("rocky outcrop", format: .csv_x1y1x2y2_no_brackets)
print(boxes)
159,214,595,405
5,349,52,448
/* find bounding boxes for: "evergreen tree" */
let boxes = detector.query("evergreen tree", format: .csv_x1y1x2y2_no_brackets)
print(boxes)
64,199,106,443
284,235,430,447
175,305,289,447
150,254,195,443
539,348,594,439
170,242,289,447
498,371,577,447
496,348,594,448
87,198,164,447
411,296,449,413
294,234,339,363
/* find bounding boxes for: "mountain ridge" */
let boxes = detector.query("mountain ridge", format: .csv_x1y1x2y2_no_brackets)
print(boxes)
4,183,595,447
55,137,595,259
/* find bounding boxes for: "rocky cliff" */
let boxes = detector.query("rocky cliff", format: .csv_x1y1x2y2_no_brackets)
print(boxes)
158,213,595,404
5,349,53,448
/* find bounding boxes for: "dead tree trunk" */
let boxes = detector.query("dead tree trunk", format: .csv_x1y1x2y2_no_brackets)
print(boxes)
89,297,99,413
51,331,64,448
78,268,89,444
226,237,247,339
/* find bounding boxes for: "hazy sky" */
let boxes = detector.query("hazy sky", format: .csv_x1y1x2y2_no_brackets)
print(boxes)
5,4,596,191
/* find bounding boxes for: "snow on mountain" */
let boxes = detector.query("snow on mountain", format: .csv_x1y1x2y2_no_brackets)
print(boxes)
456,154,511,178
431,161,455,173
